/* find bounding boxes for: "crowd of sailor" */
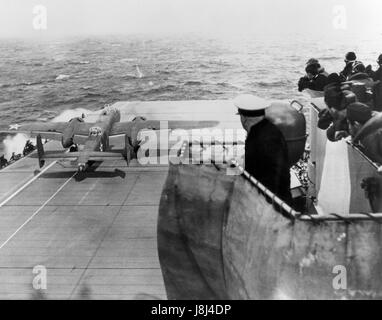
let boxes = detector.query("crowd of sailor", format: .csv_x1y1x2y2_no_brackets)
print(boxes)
298,52,382,165
0,140,35,169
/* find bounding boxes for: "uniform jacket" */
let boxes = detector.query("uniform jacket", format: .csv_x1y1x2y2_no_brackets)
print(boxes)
370,67,382,111
245,119,292,205
298,74,328,92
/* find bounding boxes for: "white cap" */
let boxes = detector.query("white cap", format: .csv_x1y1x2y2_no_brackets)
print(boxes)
233,94,270,112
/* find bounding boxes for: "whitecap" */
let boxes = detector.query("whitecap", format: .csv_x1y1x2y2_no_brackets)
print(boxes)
55,74,70,81
136,65,144,78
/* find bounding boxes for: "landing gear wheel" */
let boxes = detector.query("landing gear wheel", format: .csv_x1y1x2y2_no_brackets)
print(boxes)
70,144,78,152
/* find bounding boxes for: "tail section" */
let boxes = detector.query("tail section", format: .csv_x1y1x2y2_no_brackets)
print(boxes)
36,134,45,168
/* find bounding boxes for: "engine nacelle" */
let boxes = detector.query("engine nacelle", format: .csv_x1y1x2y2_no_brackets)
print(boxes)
61,117,84,148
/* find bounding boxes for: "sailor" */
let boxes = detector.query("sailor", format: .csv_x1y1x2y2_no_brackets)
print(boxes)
340,52,365,81
234,94,292,205
0,154,8,168
366,54,382,111
23,139,34,156
321,81,357,141
347,102,373,137
347,103,382,164
9,152,16,162
298,62,328,92
306,58,329,76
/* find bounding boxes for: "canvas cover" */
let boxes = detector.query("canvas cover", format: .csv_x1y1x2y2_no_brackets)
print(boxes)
158,163,382,299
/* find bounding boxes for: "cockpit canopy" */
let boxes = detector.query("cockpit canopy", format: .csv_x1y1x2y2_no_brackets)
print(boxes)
89,126,102,137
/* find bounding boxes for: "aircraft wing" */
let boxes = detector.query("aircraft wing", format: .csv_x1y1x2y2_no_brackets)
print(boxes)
0,122,68,140
0,122,94,142
110,120,219,136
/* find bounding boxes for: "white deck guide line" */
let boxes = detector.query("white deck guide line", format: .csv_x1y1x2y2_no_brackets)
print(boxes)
0,169,76,250
0,161,58,208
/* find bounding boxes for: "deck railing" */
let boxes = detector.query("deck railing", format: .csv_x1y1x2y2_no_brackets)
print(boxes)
176,134,382,223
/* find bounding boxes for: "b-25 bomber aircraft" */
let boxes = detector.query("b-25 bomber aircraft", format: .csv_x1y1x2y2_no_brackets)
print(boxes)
0,105,217,172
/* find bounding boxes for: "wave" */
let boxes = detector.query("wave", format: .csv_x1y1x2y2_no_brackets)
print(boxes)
156,70,172,75
216,82,238,89
184,80,204,86
122,74,140,79
319,56,340,61
55,74,71,81
136,65,144,78
26,62,44,67
255,80,292,87
84,92,103,98
146,84,178,94
1,81,45,88
119,58,138,63
68,60,90,65
19,81,44,86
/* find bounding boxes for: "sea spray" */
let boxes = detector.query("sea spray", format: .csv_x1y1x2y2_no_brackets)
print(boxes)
3,134,35,160
0,108,101,161
55,74,70,81
135,65,144,78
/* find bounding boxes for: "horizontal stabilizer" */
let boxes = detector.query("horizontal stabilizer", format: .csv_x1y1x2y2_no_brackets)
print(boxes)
31,151,125,161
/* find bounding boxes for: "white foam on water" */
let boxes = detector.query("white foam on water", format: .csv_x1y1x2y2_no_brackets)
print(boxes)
55,74,70,81
135,65,144,78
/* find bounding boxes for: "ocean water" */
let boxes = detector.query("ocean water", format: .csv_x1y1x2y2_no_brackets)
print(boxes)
0,33,381,156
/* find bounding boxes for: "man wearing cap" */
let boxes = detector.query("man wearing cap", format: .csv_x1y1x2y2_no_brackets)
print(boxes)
340,52,365,81
348,103,382,165
298,63,328,92
320,82,357,141
306,58,329,76
234,94,292,205
347,102,373,137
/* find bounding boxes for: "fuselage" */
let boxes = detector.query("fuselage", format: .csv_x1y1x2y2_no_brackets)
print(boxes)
61,107,121,171
83,107,121,153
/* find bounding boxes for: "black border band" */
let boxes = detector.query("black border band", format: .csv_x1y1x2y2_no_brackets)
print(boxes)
237,108,265,117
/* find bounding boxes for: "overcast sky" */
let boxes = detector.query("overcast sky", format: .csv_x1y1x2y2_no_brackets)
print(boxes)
1,0,382,38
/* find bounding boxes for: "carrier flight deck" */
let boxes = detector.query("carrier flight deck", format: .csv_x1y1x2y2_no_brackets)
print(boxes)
0,100,242,299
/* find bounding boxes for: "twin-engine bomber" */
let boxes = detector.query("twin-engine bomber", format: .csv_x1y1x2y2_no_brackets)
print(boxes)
0,105,217,172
